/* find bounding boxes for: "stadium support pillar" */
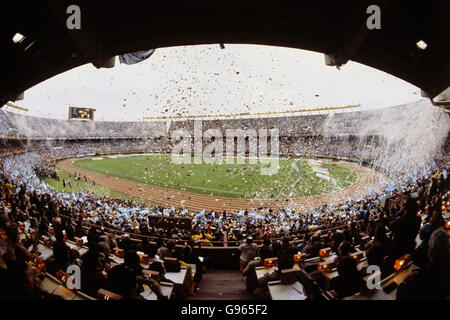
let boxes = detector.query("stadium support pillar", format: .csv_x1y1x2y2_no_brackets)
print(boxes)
429,87,450,108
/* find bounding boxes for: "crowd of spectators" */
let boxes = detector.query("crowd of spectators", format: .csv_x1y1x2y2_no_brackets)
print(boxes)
0,103,448,300
1,155,448,300
0,110,167,139
237,178,449,300
0,104,420,139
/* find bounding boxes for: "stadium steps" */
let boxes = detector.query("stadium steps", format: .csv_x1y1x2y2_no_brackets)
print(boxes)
186,270,254,300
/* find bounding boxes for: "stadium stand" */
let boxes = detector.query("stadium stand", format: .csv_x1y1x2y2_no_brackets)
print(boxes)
0,102,449,300
0,0,449,303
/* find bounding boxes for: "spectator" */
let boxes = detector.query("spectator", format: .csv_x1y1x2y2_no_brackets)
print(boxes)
389,198,421,259
238,237,258,269
281,237,297,256
243,244,274,293
329,255,364,298
80,250,108,297
310,270,330,293
303,232,322,257
397,228,450,300
413,212,445,267
157,240,177,260
148,261,185,300
253,254,296,299
334,240,353,265
51,227,70,273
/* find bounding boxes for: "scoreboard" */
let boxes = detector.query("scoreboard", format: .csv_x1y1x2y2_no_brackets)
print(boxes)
68,107,95,120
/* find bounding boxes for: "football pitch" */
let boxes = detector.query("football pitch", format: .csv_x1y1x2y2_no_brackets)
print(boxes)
71,154,358,199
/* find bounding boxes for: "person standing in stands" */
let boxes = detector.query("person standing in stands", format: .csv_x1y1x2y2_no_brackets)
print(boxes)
80,250,108,297
397,228,450,300
51,227,70,273
330,231,344,254
75,218,86,238
333,240,354,265
389,198,421,259
238,236,257,270
256,237,273,258
329,255,364,299
180,243,203,285
4,179,13,196
157,240,176,260
413,212,445,267
243,242,273,293
280,237,297,256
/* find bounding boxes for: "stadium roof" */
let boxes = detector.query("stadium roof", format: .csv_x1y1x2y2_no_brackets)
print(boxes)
0,0,449,107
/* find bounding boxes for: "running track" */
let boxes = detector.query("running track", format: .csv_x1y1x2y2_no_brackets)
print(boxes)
57,157,386,212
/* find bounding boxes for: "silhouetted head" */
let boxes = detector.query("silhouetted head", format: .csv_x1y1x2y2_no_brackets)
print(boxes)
278,254,294,271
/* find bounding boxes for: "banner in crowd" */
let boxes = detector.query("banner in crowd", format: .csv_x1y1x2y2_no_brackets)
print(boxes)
308,159,322,167
311,167,329,175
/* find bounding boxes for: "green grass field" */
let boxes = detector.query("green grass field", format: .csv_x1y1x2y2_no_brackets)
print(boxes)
44,169,155,205
69,154,357,199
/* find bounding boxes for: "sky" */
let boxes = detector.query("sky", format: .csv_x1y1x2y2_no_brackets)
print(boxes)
9,44,425,121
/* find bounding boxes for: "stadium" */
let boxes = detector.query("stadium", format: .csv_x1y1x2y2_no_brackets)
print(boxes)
0,1,449,304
